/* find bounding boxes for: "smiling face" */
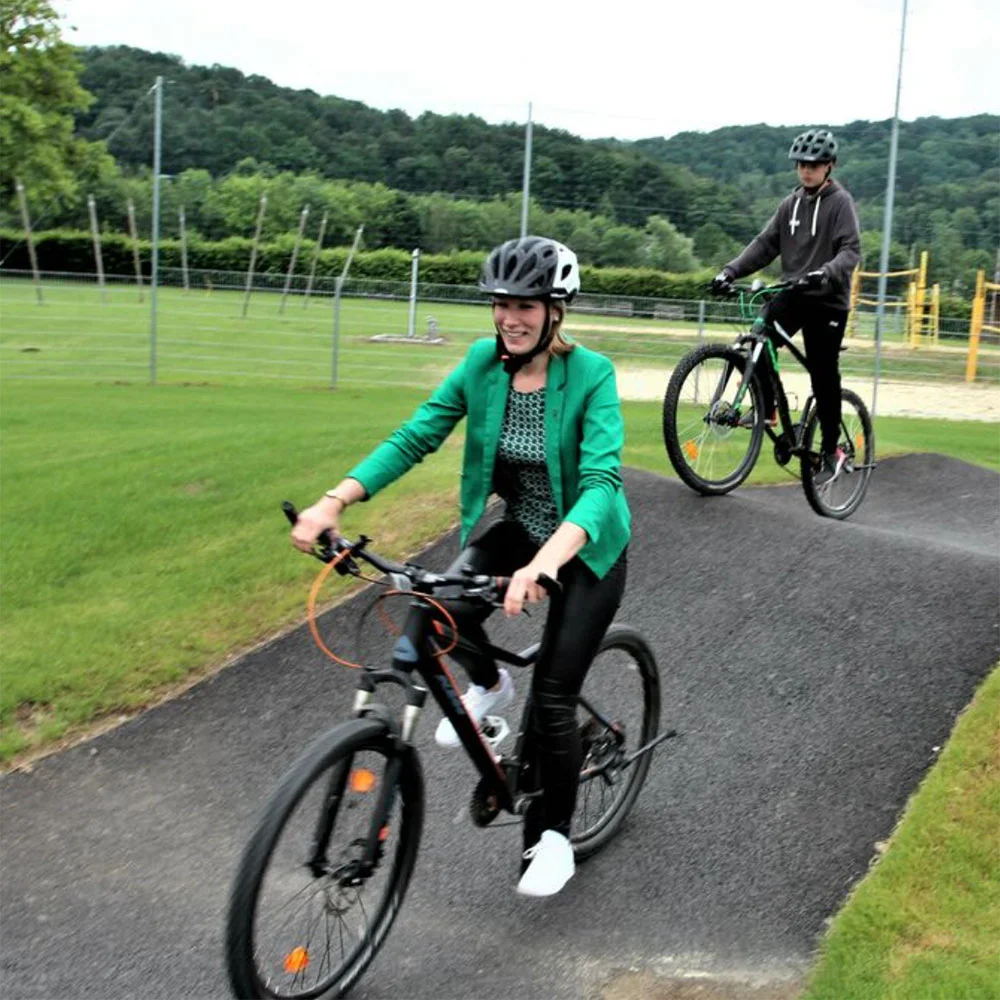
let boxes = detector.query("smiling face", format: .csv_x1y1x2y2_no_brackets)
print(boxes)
492,297,549,355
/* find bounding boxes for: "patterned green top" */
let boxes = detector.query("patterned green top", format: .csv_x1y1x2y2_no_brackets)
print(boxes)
493,385,560,545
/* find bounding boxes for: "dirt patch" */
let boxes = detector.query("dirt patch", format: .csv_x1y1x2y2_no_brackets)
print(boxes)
616,366,1000,422
600,970,804,1000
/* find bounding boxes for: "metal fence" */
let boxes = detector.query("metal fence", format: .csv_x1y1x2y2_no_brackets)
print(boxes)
1,269,996,398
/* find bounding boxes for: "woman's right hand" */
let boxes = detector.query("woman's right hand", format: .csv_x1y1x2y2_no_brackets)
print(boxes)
290,496,343,554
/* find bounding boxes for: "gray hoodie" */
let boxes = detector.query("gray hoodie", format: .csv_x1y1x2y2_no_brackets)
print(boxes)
724,179,861,310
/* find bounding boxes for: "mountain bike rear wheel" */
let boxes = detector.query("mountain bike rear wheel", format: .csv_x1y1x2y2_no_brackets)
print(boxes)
571,625,661,860
226,719,424,1000
663,344,766,495
800,388,874,520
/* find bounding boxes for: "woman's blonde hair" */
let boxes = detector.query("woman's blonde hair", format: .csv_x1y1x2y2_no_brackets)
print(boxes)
548,302,574,357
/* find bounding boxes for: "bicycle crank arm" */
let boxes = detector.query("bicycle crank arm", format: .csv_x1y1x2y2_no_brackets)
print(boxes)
621,728,678,767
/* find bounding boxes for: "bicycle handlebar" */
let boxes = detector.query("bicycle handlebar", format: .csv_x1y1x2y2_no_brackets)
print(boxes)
282,501,561,605
710,277,806,298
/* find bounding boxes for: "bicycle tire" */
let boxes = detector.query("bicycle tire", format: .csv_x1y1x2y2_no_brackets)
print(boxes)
226,718,424,1000
571,625,661,860
662,344,766,495
800,388,874,520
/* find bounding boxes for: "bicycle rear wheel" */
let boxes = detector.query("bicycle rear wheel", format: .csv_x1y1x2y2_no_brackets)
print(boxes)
571,625,661,860
662,344,765,495
226,719,424,1000
800,388,874,520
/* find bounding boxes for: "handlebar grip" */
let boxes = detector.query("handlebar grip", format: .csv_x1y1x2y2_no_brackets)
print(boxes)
282,500,335,557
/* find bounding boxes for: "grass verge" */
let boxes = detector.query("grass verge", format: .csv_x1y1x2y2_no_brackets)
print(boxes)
801,664,1000,1000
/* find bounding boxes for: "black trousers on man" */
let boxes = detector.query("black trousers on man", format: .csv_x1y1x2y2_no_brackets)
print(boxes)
437,519,627,849
760,292,849,454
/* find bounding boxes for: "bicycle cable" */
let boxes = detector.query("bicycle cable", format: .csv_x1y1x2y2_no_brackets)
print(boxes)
306,550,461,667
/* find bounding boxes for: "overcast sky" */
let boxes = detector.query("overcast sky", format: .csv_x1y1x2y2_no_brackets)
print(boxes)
57,0,998,141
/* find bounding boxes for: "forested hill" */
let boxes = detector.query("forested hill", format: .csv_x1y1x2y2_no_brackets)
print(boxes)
633,118,999,257
63,45,997,284
74,45,752,241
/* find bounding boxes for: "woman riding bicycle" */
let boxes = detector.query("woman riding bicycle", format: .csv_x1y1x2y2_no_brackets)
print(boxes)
291,235,630,898
711,128,861,480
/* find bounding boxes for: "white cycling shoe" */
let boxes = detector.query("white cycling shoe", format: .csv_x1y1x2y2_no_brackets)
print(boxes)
517,830,576,897
434,668,514,748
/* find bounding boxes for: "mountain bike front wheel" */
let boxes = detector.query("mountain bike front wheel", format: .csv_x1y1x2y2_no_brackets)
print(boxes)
800,388,874,520
662,344,766,495
226,718,424,1000
571,625,661,860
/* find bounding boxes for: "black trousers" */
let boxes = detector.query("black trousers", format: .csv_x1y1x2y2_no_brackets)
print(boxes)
438,520,627,844
760,293,848,454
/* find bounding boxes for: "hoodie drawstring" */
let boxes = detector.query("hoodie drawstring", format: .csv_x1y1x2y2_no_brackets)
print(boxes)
811,196,822,237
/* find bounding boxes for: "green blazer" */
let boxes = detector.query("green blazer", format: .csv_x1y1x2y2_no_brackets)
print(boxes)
347,338,630,578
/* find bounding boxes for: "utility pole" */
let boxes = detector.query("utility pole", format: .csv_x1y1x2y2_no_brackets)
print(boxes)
520,101,533,239
872,0,908,420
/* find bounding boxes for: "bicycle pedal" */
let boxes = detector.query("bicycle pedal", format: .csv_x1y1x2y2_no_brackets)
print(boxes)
479,715,510,748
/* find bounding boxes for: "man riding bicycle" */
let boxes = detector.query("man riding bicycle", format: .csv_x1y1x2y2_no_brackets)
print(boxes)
711,127,861,480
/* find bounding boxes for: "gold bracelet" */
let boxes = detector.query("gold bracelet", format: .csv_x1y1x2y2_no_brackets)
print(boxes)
323,490,349,510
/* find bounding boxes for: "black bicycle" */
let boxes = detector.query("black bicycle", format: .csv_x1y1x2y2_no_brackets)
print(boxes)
661,279,875,519
225,506,670,999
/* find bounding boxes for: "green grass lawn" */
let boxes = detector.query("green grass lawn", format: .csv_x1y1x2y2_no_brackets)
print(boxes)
2,278,997,388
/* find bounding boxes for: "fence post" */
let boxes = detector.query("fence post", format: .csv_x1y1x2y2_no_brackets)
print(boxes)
242,193,268,318
303,210,328,307
150,74,163,385
407,248,420,338
178,206,190,292
279,204,309,314
87,194,107,304
330,225,365,388
14,179,43,304
127,198,145,301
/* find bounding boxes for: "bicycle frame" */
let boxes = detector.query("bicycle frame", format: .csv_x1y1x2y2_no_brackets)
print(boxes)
717,284,819,456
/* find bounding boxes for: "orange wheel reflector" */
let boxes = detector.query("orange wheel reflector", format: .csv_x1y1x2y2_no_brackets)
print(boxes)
350,768,377,793
855,434,864,450
379,824,390,842
683,440,699,460
284,947,309,974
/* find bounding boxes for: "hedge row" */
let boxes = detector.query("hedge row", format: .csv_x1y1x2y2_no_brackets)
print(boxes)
0,229,716,301
0,229,973,316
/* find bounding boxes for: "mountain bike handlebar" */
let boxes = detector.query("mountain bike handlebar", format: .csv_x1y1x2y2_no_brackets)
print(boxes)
710,277,809,298
282,501,561,606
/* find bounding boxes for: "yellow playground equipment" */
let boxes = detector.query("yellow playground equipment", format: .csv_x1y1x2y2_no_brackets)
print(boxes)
849,250,939,347
966,268,1000,382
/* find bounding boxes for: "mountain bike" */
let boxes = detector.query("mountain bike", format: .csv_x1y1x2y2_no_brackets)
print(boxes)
225,505,672,999
661,279,875,519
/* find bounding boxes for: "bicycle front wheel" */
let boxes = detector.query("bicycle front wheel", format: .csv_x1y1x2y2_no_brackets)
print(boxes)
571,625,661,860
800,388,874,520
662,344,766,495
226,718,424,1000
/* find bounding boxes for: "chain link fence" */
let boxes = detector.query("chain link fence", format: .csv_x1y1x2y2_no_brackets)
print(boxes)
1,269,996,398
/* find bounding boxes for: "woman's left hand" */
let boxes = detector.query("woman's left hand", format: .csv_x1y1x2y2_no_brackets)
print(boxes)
504,559,560,617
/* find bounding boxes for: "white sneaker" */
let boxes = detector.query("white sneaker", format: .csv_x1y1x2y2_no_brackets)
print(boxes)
516,830,575,897
434,668,514,748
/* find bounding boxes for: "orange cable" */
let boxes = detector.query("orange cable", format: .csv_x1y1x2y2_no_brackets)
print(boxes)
306,555,461,667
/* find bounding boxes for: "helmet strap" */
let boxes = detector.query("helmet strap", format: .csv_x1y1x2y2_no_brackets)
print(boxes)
495,302,555,375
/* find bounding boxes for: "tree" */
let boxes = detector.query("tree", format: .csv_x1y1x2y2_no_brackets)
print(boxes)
641,215,699,272
0,1,113,206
